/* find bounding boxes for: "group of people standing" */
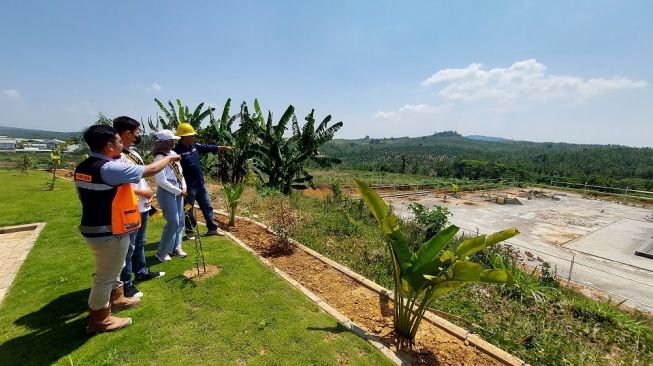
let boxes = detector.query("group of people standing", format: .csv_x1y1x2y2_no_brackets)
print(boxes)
74,116,232,334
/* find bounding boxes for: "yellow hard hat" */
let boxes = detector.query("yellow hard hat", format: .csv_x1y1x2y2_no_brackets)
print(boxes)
176,123,197,137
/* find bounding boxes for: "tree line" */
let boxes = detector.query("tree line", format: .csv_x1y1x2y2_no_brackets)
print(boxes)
318,134,653,190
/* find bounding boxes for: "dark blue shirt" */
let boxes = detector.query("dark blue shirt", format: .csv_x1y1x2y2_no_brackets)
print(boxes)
173,142,219,187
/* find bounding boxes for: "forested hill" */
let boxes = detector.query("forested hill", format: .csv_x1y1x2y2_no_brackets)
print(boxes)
319,134,653,190
0,126,78,140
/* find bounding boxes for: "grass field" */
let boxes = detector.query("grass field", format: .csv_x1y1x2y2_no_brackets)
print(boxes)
0,171,392,365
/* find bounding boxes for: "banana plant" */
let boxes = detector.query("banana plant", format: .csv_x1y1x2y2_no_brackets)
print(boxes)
154,98,214,130
354,178,517,345
222,182,244,226
46,139,77,190
46,148,62,190
294,109,343,168
252,107,343,194
251,105,298,193
202,99,261,184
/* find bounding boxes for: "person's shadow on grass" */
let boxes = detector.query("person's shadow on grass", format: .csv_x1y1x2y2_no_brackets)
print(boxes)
144,241,158,252
0,289,90,365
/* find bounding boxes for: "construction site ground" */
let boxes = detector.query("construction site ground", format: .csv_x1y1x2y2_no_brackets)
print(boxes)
376,187,653,313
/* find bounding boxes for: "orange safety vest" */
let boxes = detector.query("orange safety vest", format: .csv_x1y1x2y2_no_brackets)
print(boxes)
75,157,141,237
111,184,141,235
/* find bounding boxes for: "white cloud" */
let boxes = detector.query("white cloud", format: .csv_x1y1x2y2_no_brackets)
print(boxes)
422,59,647,101
422,63,483,85
3,89,22,99
399,104,438,113
374,103,452,119
148,83,162,92
373,110,396,119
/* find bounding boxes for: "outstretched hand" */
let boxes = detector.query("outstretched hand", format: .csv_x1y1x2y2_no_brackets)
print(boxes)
220,146,235,152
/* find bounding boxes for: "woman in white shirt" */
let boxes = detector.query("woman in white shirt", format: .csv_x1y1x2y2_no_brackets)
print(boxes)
153,130,188,261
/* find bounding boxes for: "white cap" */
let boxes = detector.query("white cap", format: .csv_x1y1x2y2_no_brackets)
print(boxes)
156,129,181,141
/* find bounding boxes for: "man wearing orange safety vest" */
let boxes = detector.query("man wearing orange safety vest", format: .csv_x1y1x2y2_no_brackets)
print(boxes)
75,125,181,334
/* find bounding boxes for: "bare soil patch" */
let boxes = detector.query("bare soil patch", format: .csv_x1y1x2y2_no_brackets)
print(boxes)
214,214,503,366
182,264,222,282
301,186,333,199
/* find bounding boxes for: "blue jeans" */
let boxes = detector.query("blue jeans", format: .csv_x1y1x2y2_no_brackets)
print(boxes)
157,188,185,257
185,182,217,232
120,212,150,286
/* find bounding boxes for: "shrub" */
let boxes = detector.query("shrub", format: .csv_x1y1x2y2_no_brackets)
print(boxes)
16,154,33,176
408,202,451,239
267,197,303,253
257,186,284,198
329,181,343,203
491,252,560,304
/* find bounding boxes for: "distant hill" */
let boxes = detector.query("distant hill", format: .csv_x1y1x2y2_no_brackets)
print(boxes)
464,135,512,143
319,133,653,190
0,126,79,140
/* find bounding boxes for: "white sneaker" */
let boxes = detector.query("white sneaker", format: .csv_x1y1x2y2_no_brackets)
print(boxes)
155,253,171,262
172,248,188,258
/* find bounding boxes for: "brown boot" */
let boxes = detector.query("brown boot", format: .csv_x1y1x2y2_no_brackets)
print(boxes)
86,306,132,335
110,286,140,312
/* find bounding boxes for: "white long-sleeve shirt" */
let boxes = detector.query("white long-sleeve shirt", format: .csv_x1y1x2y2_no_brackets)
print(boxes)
119,149,151,213
154,151,187,196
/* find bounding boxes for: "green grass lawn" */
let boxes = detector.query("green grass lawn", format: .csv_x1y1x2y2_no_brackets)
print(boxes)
0,171,392,365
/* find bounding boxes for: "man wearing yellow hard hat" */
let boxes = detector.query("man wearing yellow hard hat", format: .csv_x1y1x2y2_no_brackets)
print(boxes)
173,123,234,237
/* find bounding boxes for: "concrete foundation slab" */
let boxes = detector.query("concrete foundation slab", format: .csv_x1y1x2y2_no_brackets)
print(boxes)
565,218,653,271
386,187,653,312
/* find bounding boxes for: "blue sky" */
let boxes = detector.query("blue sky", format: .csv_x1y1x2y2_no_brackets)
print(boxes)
1,1,652,146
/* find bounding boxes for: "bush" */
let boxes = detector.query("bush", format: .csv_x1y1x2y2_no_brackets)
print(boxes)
257,186,284,198
328,181,343,204
490,251,560,304
408,202,451,239
16,154,33,176
267,196,303,253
